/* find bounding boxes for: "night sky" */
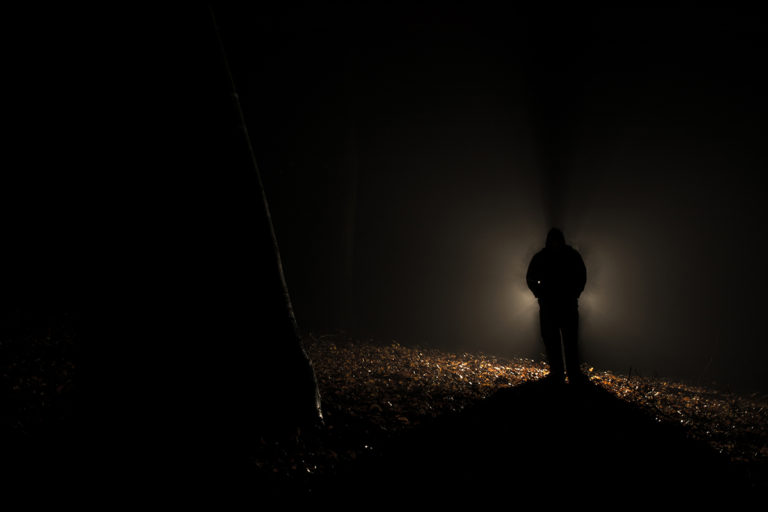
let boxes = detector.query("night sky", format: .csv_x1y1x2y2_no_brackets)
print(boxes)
205,6,768,394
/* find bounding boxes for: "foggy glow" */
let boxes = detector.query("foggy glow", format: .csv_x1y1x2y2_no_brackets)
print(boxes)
578,288,599,317
509,282,538,322
235,4,768,393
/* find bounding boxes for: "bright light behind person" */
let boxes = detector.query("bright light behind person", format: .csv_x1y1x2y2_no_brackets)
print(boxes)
510,281,539,321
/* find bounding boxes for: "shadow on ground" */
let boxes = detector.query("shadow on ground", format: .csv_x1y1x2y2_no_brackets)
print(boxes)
312,379,754,503
3,378,760,505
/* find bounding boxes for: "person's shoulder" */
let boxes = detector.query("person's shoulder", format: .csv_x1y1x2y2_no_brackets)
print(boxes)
528,249,545,265
565,245,584,260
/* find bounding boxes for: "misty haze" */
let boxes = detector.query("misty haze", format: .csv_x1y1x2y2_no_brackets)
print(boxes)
229,7,768,394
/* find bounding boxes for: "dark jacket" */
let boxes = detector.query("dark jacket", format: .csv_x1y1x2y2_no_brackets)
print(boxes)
526,244,586,304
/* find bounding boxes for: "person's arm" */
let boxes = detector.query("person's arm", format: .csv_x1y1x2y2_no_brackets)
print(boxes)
526,254,543,298
574,252,586,298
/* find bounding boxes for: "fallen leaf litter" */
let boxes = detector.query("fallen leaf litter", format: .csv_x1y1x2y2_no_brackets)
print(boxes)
254,333,768,486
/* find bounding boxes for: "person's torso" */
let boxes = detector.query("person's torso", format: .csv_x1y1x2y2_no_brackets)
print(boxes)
534,247,581,300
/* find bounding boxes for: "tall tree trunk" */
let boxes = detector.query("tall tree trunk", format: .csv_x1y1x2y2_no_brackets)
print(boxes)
61,9,324,499
209,7,322,437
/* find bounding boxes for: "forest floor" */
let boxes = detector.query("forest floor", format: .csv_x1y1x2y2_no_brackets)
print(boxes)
256,333,768,503
2,327,767,504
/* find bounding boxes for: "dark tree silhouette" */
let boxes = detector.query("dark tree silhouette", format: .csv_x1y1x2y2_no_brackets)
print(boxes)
207,7,323,437
43,9,325,498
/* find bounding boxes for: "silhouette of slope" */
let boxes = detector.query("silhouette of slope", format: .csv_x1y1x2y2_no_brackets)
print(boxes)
2,377,757,506
315,379,751,503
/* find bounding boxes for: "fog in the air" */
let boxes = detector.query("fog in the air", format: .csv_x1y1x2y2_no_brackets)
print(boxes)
219,7,768,393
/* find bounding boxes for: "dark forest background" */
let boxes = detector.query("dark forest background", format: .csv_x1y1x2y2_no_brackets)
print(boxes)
4,5,768,403
214,6,768,394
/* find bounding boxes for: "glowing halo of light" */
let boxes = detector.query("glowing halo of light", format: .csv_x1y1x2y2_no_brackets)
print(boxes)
508,282,539,323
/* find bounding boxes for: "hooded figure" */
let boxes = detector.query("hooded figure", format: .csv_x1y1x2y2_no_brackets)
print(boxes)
526,228,587,384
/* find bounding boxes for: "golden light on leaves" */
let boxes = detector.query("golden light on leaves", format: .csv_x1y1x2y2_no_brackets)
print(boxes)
586,368,768,463
255,333,768,483
307,334,549,430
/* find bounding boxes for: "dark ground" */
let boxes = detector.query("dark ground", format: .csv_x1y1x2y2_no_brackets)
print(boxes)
332,382,747,502
2,328,765,506
255,337,767,505
271,381,755,505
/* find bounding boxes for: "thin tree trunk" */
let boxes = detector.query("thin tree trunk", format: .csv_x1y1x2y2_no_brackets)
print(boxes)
209,7,322,436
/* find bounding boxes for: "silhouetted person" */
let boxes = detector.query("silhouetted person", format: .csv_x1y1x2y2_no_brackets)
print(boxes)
527,228,587,384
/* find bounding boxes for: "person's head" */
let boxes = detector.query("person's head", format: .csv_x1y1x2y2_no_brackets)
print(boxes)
546,228,565,249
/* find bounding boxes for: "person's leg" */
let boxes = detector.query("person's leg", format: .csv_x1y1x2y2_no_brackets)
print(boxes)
561,308,584,384
540,308,564,383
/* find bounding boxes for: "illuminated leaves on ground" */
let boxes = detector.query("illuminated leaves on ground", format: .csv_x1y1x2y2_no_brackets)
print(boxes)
588,371,768,463
258,333,768,484
256,334,549,481
308,334,549,430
